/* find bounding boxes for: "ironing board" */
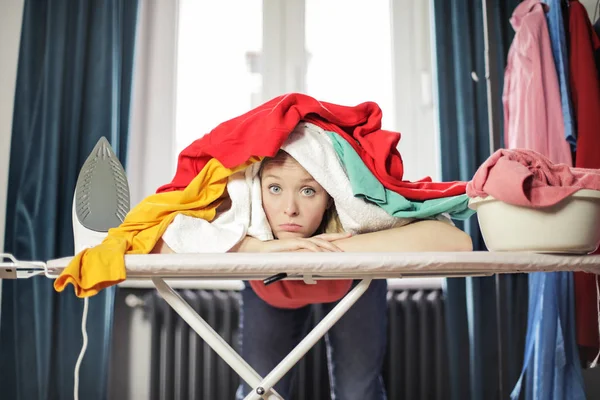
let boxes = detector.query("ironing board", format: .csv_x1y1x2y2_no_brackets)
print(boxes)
2,251,600,400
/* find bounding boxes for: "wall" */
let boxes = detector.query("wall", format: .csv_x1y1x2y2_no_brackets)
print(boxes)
0,1,24,252
581,0,599,18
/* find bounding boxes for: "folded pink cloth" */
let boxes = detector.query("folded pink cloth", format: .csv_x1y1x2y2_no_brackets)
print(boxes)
467,149,600,207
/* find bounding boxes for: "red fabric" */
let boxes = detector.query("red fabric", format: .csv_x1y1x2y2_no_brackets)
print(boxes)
249,280,354,309
466,148,600,207
157,93,467,201
569,0,600,359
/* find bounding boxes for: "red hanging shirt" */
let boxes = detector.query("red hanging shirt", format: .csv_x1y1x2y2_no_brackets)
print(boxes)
568,0,600,361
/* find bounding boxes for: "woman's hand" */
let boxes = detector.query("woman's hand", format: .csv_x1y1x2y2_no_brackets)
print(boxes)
230,232,352,253
260,232,352,253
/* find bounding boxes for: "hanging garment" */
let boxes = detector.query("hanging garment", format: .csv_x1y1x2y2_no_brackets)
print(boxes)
511,271,586,400
569,1,600,170
595,18,600,75
503,0,572,166
158,93,467,201
505,2,586,398
542,0,577,150
568,0,600,366
325,131,474,220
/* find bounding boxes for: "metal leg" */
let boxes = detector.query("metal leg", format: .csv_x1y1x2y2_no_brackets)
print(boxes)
154,277,372,400
152,278,282,399
243,279,373,400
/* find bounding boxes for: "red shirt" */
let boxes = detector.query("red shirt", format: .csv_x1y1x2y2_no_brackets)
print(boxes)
569,0,600,357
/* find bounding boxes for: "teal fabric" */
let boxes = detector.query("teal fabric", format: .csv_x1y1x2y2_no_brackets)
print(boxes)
0,1,139,399
325,131,475,220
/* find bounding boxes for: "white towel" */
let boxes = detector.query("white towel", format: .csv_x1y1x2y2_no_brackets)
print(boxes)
162,122,414,253
162,161,273,253
161,170,247,253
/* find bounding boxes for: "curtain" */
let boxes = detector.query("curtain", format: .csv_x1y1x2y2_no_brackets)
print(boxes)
0,0,139,399
431,1,527,399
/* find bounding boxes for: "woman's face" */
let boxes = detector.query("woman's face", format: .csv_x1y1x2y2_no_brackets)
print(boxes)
260,154,330,239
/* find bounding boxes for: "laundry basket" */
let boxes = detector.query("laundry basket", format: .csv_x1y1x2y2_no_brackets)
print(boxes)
468,189,600,254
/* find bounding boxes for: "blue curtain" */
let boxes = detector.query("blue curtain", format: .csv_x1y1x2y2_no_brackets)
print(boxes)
431,1,528,399
0,1,139,399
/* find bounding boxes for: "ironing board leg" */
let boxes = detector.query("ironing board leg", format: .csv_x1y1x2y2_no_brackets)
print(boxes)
152,278,282,399
243,278,373,400
153,277,372,400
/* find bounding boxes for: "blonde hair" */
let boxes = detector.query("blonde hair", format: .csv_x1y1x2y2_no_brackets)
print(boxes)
317,204,344,234
259,150,344,235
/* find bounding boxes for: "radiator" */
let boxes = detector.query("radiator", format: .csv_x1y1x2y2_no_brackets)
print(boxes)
111,287,449,400
383,289,449,400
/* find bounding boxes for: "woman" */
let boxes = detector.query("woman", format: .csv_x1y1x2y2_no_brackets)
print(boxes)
154,150,472,399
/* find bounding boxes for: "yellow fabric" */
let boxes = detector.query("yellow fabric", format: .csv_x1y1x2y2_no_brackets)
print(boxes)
54,157,260,298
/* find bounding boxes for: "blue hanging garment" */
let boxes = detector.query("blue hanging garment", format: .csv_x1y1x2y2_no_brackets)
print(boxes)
511,272,586,400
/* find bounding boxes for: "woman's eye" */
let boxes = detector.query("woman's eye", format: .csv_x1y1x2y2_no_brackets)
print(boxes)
302,188,316,196
269,185,281,194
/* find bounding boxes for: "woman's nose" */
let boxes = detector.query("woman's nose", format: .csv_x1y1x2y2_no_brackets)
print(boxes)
284,197,299,217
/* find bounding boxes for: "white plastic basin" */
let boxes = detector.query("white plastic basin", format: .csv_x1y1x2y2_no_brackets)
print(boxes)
468,189,600,254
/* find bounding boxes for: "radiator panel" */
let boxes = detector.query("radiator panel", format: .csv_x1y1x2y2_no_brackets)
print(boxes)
122,288,449,400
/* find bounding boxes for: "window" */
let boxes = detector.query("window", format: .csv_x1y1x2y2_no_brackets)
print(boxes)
125,0,443,295
305,0,394,128
175,0,263,155
174,0,439,181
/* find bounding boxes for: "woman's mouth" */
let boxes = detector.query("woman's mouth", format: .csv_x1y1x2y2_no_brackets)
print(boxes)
279,223,302,232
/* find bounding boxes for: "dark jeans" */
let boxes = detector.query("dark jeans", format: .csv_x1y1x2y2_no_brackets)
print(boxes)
236,279,388,400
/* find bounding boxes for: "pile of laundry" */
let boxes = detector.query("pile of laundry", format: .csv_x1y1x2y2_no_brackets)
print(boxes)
53,93,474,299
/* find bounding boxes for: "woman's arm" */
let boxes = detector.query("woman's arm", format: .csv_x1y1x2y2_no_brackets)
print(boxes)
152,220,473,254
232,220,472,253
229,232,350,253
152,233,349,253
331,220,473,252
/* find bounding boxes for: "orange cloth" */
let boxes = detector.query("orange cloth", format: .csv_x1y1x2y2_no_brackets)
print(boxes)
54,157,260,297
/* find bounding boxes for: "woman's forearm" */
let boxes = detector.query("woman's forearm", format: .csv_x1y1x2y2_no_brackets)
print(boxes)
332,220,473,252
229,236,263,252
154,219,473,254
